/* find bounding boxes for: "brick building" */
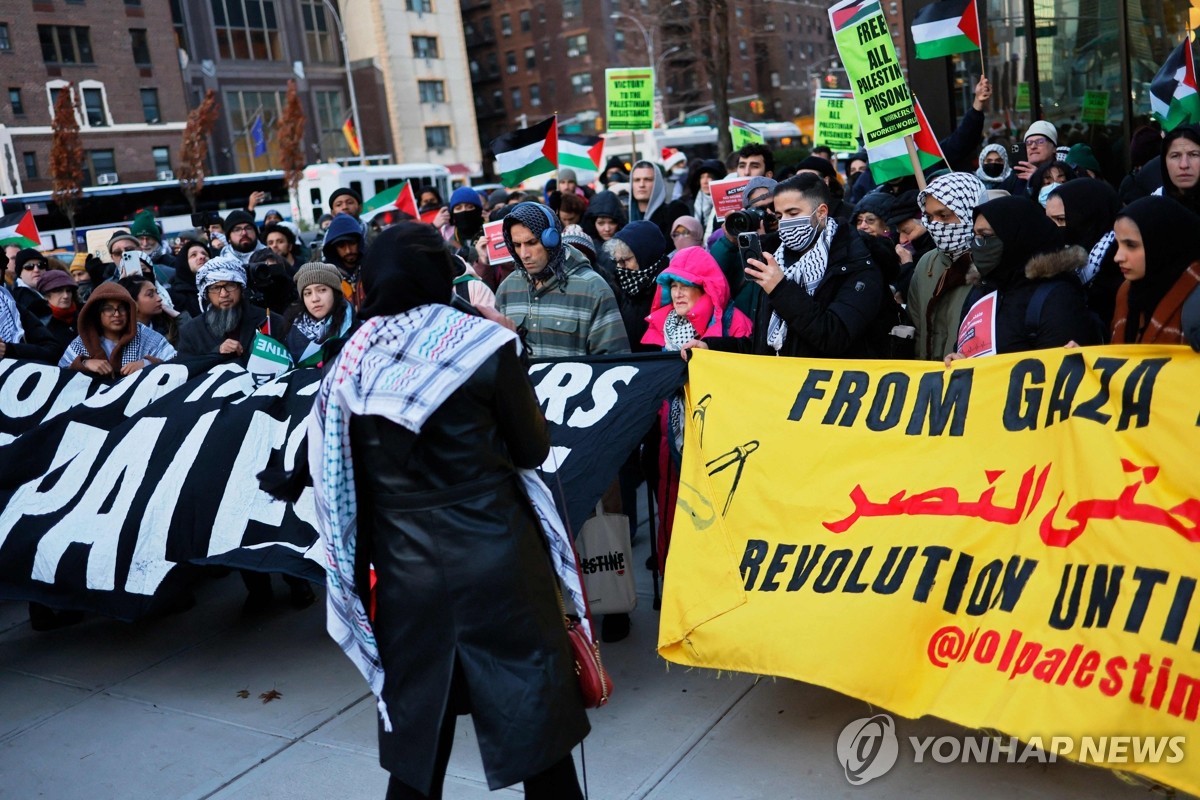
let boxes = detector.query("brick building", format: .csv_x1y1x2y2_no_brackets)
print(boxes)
0,0,191,194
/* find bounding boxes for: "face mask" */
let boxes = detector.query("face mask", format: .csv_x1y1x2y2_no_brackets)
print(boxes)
616,262,658,297
452,207,484,240
778,213,820,252
970,234,1005,277
982,162,1005,178
1037,184,1055,208
925,219,974,256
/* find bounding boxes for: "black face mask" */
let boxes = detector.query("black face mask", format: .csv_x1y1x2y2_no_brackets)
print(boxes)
452,207,484,240
982,162,1005,178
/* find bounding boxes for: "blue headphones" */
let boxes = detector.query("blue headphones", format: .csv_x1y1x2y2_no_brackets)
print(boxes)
532,202,561,249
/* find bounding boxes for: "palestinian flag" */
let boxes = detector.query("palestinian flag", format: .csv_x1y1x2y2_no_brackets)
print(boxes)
912,0,980,59
558,134,604,173
829,0,882,33
490,116,557,187
0,209,41,248
1151,36,1200,132
865,96,946,182
362,181,440,224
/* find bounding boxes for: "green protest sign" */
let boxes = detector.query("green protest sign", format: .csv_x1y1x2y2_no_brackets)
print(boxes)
605,68,655,131
828,0,918,147
1016,82,1031,111
730,118,765,150
1082,90,1110,124
814,89,861,151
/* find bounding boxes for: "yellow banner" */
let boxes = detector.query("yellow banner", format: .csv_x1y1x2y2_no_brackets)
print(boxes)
658,346,1200,794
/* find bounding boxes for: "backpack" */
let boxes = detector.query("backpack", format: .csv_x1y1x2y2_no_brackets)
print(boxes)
1024,279,1108,346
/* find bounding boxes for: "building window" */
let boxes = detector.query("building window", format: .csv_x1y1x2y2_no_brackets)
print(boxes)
519,10,531,32
468,58,479,78
141,88,160,123
614,31,624,51
0,23,10,52
563,0,581,18
23,152,37,179
570,72,592,95
224,89,284,171
130,28,151,65
566,34,587,57
169,0,188,56
492,89,503,111
742,71,751,90
524,47,536,69
211,0,282,61
314,89,351,160
738,40,747,57
38,25,95,64
152,146,170,172
301,0,339,64
126,0,142,6
89,149,116,182
485,52,498,77
412,35,438,59
511,87,522,110
405,0,432,11
529,84,540,106
425,125,451,150
9,88,23,115
418,80,444,103
82,87,106,126
505,51,517,73
500,14,511,36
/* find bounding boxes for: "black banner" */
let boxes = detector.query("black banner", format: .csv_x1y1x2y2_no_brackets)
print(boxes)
0,354,685,618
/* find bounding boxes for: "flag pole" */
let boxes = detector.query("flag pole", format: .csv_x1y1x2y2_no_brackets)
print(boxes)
904,134,927,191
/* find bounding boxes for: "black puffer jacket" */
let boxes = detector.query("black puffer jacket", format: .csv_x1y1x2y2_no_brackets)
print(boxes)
707,222,884,358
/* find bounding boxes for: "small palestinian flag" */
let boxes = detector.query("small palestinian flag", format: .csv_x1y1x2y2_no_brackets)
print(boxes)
1151,36,1200,132
558,134,604,173
830,0,882,34
491,116,557,187
0,209,41,248
912,0,980,59
865,96,946,182
362,181,440,224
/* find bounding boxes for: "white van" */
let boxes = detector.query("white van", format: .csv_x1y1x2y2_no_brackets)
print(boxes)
296,163,453,225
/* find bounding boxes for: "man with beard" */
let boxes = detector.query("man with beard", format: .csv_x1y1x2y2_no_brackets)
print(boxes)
176,256,288,363
321,212,367,307
219,210,268,265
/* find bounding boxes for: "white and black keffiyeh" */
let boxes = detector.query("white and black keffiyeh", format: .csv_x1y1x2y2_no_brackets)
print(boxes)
195,256,247,310
766,218,838,353
293,312,330,343
308,303,590,732
0,286,23,343
662,309,697,351
59,323,175,368
1080,230,1116,286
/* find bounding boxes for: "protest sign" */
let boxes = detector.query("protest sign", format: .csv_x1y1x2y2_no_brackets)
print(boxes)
0,354,686,618
659,346,1200,797
829,0,918,147
606,68,655,131
1082,90,1110,124
708,175,753,221
814,89,860,151
1016,82,1031,111
730,118,765,150
483,220,512,265
956,291,997,358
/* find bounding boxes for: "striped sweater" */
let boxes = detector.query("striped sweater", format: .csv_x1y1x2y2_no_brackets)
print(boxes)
496,248,630,358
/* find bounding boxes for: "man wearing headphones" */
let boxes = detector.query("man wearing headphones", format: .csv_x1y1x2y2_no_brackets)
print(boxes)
496,202,629,358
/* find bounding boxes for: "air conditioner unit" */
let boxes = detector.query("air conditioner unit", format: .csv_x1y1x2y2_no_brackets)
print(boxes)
97,173,120,185
156,169,174,180
566,48,579,57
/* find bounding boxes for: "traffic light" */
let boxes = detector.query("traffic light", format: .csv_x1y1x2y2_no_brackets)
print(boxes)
824,73,838,88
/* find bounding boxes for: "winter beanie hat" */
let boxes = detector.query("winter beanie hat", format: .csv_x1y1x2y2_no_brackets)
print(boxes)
294,261,344,294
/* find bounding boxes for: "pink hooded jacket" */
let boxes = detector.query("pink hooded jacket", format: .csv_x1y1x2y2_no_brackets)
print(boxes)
641,246,753,346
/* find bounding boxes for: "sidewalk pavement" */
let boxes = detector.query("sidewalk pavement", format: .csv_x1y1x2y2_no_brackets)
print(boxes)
0,519,1184,800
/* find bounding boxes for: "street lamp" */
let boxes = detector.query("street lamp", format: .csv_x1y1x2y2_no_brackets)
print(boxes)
321,0,364,164
610,11,655,88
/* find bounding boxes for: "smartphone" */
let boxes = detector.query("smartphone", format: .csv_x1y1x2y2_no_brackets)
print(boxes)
1011,141,1028,165
738,232,764,274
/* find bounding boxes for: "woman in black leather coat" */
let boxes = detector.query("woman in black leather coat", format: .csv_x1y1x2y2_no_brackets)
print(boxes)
331,223,589,800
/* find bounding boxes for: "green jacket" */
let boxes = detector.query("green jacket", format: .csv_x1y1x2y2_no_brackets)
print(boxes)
906,248,972,361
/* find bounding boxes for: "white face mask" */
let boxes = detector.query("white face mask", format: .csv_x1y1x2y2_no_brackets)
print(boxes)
778,212,820,252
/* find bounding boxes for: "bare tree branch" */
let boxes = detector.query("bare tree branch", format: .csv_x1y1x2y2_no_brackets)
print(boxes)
178,90,220,214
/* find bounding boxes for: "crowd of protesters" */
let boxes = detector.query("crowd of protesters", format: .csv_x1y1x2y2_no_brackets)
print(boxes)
6,83,1200,799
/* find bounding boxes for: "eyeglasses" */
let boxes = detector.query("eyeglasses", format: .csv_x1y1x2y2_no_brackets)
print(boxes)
972,233,996,247
1025,136,1052,147
99,305,127,316
207,283,241,296
671,231,694,239
229,224,256,235
614,256,635,267
21,262,48,271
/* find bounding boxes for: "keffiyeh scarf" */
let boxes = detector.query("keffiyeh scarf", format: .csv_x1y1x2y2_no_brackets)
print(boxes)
1080,230,1115,286
0,287,23,343
308,303,590,731
766,218,838,353
62,323,167,368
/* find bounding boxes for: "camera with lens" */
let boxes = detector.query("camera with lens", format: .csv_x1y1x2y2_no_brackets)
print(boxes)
725,208,769,236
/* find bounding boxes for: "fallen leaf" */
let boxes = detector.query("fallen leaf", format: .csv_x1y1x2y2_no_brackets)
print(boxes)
235,690,250,699
259,689,283,704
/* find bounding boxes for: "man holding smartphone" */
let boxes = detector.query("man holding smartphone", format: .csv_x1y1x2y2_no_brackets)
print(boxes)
999,121,1058,198
683,173,882,359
